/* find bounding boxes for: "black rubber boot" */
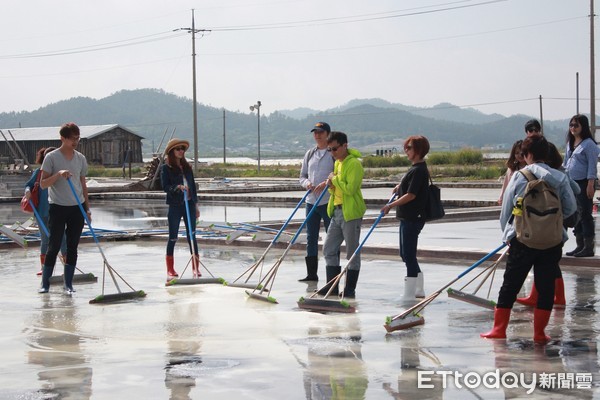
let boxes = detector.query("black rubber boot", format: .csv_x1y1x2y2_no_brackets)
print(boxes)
574,237,595,258
63,264,76,294
316,265,341,295
566,234,584,256
298,256,319,282
38,264,53,293
340,269,359,298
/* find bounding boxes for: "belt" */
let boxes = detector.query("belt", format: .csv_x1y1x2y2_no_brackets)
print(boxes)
335,205,343,209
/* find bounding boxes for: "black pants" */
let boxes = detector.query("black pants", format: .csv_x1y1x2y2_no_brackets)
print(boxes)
46,204,85,268
496,238,562,311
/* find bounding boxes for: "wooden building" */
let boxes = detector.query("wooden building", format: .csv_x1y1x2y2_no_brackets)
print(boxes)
0,124,144,167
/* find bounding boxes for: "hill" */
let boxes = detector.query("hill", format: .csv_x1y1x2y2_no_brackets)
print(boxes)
0,88,569,157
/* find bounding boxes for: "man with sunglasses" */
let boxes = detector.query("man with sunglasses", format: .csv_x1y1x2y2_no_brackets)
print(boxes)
317,131,366,298
298,122,334,282
524,119,542,136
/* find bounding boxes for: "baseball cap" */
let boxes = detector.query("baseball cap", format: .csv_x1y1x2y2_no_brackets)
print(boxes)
310,122,331,133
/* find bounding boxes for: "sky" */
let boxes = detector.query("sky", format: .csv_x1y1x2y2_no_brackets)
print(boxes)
0,0,596,121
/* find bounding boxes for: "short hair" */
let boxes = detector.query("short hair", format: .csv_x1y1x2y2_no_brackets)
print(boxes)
545,141,563,169
327,131,348,145
59,122,80,138
524,119,541,133
521,133,548,161
404,135,430,158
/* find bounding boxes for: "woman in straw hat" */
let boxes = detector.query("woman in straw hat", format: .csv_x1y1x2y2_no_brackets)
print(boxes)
160,138,200,279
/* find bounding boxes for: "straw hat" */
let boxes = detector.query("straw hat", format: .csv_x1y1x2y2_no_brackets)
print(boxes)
164,138,190,155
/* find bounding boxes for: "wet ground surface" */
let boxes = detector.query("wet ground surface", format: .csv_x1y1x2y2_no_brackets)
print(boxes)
1,237,600,399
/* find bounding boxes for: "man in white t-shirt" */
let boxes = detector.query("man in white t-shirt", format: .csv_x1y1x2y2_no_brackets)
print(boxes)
298,122,335,282
38,122,90,294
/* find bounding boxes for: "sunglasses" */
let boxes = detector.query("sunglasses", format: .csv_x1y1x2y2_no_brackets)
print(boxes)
404,145,413,151
173,146,186,151
569,123,580,128
526,127,540,133
327,145,342,152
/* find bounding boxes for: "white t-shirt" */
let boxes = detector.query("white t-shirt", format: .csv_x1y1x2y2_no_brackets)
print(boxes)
41,149,88,206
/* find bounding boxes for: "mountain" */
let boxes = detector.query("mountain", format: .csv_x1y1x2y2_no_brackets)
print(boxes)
0,88,570,157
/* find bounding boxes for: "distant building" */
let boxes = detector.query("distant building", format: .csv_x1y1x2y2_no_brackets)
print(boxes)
0,124,144,167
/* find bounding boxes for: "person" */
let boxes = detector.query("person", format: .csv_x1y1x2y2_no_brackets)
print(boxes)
498,140,525,205
160,138,200,280
24,147,67,276
318,131,366,298
298,122,334,282
381,135,430,300
481,134,577,342
516,140,579,308
563,114,599,257
524,119,542,136
38,123,91,294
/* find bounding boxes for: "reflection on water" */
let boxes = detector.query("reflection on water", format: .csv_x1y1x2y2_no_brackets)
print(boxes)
25,296,93,399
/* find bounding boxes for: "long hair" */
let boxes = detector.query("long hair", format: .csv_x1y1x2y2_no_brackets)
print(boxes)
566,114,597,150
35,148,47,164
166,151,192,174
505,140,524,171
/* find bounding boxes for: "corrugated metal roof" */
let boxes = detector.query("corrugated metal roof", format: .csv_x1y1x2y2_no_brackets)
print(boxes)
1,124,144,140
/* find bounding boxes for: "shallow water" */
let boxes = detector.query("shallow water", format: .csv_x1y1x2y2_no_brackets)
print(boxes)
1,238,599,399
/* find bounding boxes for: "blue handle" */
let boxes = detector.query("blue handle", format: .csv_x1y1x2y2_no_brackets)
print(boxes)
457,243,507,279
66,177,100,245
183,188,196,242
271,189,311,243
28,199,49,237
289,187,329,244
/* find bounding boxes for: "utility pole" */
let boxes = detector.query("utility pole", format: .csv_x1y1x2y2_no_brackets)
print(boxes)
539,95,544,134
576,72,580,114
591,0,596,139
223,109,226,165
175,9,211,171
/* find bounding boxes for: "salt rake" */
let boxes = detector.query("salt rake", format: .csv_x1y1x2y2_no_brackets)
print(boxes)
384,243,507,333
166,190,224,286
227,189,311,290
298,193,397,313
66,178,145,304
447,246,509,309
246,189,327,303
30,199,98,285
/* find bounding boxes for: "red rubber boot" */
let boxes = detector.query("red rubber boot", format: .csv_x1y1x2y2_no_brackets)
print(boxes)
166,255,178,279
516,282,538,307
554,278,566,309
37,254,46,276
533,308,552,343
480,307,511,339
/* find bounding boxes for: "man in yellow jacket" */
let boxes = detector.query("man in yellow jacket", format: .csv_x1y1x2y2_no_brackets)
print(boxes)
318,131,366,298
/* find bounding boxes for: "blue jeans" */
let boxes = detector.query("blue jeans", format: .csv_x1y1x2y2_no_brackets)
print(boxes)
167,203,199,256
574,179,595,238
323,208,362,270
399,219,425,277
305,203,331,257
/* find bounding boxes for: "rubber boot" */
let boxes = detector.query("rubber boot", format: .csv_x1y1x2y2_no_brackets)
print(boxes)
554,277,566,309
480,307,511,339
299,256,319,282
316,266,341,295
64,264,76,294
166,255,178,279
516,282,538,307
566,234,584,256
402,277,418,300
37,254,45,276
38,264,53,293
533,308,552,343
574,237,595,258
415,272,425,298
340,269,359,298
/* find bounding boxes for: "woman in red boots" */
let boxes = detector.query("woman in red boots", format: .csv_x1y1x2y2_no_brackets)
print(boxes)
160,139,200,280
481,135,577,343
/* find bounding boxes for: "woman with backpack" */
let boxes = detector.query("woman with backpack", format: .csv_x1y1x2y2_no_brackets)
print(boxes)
481,134,577,343
563,114,599,257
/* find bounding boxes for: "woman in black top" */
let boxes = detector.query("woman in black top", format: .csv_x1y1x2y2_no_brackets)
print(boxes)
382,135,430,301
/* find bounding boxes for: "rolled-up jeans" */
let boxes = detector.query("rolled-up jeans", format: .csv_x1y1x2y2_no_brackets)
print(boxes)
323,208,362,270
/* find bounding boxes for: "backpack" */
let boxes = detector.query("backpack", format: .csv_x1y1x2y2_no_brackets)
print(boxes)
513,169,563,250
